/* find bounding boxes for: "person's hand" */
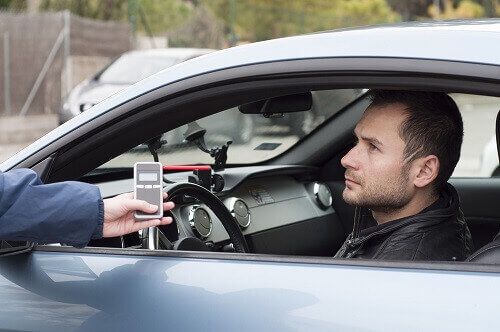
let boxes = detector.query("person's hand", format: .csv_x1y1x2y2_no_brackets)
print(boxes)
102,192,174,238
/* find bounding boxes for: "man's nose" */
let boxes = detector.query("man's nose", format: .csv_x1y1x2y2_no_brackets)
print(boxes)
341,146,358,170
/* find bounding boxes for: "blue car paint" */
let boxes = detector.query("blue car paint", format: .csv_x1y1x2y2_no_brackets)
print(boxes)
0,250,499,331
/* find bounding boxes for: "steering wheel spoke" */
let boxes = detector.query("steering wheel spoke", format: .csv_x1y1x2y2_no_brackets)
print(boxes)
141,227,173,250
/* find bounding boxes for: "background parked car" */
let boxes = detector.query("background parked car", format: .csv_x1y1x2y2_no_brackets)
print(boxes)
58,48,214,124
59,48,255,145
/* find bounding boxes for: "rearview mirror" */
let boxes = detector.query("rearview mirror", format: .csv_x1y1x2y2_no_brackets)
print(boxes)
238,92,312,116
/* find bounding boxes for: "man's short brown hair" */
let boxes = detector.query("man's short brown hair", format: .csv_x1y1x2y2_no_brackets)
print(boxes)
367,89,463,191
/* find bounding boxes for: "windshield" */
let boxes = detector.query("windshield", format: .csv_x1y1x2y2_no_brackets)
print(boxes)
102,89,364,168
98,54,179,84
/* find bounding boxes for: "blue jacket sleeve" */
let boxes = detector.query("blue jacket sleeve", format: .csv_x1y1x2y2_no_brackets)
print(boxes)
0,168,104,247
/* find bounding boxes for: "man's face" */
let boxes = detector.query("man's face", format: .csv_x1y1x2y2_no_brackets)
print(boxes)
341,103,413,212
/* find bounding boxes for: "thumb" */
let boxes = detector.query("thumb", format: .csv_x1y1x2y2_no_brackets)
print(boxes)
123,199,158,213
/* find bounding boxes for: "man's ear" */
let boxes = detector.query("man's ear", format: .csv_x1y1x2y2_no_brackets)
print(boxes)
413,155,439,188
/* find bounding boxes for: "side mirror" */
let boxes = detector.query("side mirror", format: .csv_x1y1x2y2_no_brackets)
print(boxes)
238,92,313,117
0,240,34,256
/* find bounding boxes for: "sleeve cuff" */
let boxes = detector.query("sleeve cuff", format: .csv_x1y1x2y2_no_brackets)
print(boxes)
91,198,105,240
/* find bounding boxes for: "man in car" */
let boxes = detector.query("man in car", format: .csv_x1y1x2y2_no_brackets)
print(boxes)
335,90,473,261
0,169,174,247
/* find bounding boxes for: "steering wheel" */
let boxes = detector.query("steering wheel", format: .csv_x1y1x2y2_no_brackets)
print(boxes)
142,182,249,253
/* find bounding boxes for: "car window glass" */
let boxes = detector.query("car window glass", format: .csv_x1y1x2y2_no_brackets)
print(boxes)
101,89,364,169
450,94,500,178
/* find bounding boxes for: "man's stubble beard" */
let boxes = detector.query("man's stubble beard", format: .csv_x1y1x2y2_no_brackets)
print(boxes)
343,164,412,214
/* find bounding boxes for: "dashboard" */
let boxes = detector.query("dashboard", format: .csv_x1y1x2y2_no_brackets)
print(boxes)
96,165,345,255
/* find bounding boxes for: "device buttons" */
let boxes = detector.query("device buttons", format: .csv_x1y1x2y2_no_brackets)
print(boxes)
153,185,161,188
136,185,145,189
145,185,153,189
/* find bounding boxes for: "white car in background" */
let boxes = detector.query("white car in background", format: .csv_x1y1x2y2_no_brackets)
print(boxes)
59,48,256,144
59,48,215,124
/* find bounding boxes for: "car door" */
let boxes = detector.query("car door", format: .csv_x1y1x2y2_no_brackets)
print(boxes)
1,249,500,331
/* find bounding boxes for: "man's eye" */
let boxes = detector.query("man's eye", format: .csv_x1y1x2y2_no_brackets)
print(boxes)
368,143,378,151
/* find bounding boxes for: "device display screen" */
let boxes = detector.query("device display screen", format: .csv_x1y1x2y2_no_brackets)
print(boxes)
138,172,158,182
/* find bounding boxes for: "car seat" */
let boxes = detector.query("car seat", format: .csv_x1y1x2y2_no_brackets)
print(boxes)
467,110,500,263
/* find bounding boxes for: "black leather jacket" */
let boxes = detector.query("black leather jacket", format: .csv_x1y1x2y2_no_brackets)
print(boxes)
334,184,473,261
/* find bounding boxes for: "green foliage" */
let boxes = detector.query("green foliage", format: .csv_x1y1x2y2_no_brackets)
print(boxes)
40,0,192,34
428,0,485,18
22,0,500,46
168,5,225,48
386,0,433,20
136,0,192,34
0,0,26,10
337,0,401,26
204,0,400,42
0,0,12,9
40,0,128,20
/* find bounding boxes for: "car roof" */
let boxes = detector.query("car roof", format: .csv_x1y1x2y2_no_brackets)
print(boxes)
3,20,500,170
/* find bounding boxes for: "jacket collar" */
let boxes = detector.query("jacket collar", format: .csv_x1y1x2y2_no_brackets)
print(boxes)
351,183,460,242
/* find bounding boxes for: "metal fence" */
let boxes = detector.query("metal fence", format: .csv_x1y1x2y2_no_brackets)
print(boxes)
0,10,130,116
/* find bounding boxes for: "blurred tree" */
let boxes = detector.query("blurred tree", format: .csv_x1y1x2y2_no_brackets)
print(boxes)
168,4,225,48
134,0,192,34
428,0,486,18
204,0,400,42
338,0,402,26
40,0,192,34
41,0,130,20
493,0,500,16
482,0,495,16
0,0,26,10
386,0,433,20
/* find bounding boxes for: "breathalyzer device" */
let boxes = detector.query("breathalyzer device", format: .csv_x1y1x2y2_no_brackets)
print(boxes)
134,162,163,220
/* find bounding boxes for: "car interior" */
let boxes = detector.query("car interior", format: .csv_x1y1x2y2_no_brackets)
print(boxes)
32,74,500,265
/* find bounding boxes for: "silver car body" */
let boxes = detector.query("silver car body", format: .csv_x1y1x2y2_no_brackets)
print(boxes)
1,20,500,331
